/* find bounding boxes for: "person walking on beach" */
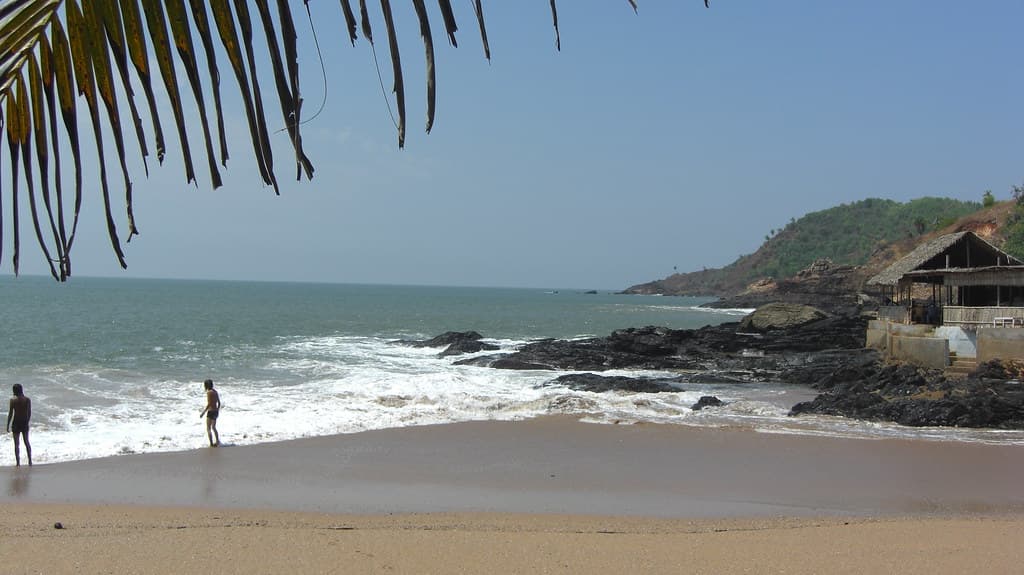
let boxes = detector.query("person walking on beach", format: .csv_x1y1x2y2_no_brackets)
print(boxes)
199,379,221,447
6,384,32,466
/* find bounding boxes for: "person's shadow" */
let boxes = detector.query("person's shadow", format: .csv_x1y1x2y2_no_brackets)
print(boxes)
7,468,30,497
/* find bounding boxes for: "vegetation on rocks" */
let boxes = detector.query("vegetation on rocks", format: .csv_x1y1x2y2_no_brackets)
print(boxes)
1001,184,1024,258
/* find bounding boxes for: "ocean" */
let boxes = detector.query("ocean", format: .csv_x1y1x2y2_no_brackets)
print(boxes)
2,275,1021,465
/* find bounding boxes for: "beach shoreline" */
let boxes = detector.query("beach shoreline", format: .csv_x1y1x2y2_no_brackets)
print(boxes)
3,418,1023,573
4,417,1023,516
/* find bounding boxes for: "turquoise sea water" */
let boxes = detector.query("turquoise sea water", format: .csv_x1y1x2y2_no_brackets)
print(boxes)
2,275,1021,465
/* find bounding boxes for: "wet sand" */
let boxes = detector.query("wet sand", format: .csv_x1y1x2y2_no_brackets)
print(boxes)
2,418,1023,573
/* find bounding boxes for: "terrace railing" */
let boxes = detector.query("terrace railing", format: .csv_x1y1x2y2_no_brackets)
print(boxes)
942,306,1024,328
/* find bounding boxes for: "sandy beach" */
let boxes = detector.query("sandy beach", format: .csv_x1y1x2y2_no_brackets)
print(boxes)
2,418,1023,573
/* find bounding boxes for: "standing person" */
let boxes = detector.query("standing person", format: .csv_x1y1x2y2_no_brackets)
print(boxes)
6,384,32,466
198,379,221,447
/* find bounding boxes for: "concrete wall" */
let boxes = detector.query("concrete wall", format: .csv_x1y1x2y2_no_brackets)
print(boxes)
977,328,1024,363
933,326,977,358
887,324,937,337
889,334,950,369
867,319,951,368
867,320,1023,366
866,320,936,352
866,320,888,351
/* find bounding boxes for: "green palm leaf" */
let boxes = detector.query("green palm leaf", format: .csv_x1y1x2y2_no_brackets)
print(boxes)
0,0,708,280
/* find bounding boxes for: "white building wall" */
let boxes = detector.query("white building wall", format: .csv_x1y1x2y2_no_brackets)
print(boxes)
933,326,977,358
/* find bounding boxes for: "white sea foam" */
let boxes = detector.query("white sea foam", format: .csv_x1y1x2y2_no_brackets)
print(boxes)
620,304,754,317
687,306,757,316
6,333,1024,467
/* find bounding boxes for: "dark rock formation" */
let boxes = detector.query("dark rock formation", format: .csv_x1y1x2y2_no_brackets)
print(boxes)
454,333,697,372
438,339,500,357
778,348,882,387
739,303,827,332
485,358,553,371
971,358,1024,382
454,311,868,375
790,359,1024,429
395,330,498,357
423,304,1024,429
692,396,724,410
544,373,684,394
403,331,485,348
607,326,695,356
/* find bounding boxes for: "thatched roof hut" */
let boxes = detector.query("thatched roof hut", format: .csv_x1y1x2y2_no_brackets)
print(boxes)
867,231,1022,288
869,232,1024,322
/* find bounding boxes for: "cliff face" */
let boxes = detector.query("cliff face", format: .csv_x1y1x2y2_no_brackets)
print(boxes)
703,259,865,314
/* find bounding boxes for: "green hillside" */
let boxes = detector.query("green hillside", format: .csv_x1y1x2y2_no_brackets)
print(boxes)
754,197,982,279
625,197,984,296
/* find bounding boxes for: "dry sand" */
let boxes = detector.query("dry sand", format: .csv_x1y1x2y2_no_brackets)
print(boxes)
2,504,1022,574
2,418,1023,573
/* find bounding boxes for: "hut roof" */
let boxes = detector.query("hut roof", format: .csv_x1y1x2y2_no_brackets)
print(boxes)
903,265,1024,287
867,231,1021,286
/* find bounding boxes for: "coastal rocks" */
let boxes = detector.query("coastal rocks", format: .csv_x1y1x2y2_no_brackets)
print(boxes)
691,396,724,410
789,360,1024,429
607,326,694,356
418,308,1024,429
454,312,868,376
483,357,553,370
778,349,882,387
404,331,485,348
438,339,500,357
742,313,868,353
738,303,827,333
544,373,684,393
971,358,1024,382
454,335,696,372
396,330,499,357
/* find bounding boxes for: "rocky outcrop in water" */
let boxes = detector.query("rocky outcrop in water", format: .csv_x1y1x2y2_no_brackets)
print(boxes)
413,306,1024,429
545,373,685,394
396,331,499,357
438,339,500,357
455,309,868,375
692,396,725,410
403,331,484,348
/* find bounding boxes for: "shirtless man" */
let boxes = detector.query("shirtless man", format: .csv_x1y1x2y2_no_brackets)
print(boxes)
198,379,221,447
6,384,32,466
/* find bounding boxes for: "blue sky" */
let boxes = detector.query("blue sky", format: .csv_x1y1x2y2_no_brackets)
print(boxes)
8,1,1024,289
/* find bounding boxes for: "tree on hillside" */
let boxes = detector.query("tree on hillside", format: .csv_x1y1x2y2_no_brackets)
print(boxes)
1013,183,1024,206
983,190,995,208
1003,183,1024,258
0,0,709,281
913,217,926,235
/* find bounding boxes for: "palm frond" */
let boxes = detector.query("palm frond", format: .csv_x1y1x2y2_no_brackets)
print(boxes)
0,0,709,280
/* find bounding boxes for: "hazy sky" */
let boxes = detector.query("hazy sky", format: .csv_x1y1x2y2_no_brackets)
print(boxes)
7,1,1024,289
